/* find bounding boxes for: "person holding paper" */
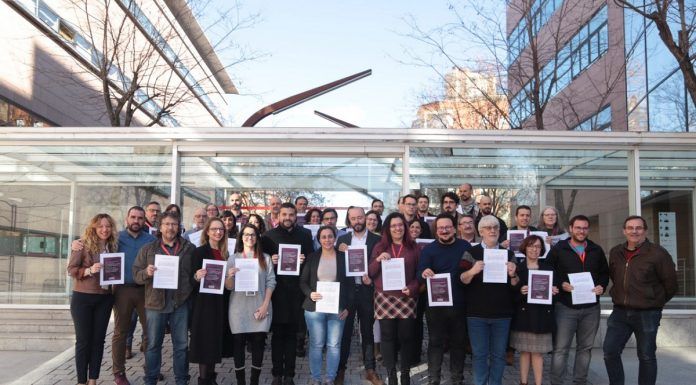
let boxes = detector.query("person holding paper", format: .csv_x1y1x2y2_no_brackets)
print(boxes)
183,207,208,244
417,214,471,385
368,213,420,385
474,195,508,243
457,213,479,244
300,226,354,385
189,218,231,385
458,215,519,385
227,192,248,226
133,212,196,385
164,203,185,234
67,213,118,385
261,202,313,385
603,216,678,385
511,235,559,385
501,205,538,249
546,215,609,385
335,206,383,385
226,224,276,385
536,206,569,246
144,201,162,234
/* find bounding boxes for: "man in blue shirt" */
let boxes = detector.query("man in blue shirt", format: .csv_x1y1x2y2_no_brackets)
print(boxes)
112,206,155,385
418,214,471,385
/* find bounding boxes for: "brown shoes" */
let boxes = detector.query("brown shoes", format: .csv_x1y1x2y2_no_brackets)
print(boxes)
365,369,384,385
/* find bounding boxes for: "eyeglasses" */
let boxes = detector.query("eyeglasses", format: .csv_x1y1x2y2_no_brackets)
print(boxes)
436,226,454,231
526,245,542,250
242,233,256,238
480,226,499,231
625,226,644,232
543,213,557,217
209,227,225,233
390,223,405,229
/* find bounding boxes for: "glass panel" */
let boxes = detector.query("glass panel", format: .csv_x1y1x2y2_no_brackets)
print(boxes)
0,145,171,304
179,154,402,226
640,150,696,297
649,71,686,132
409,147,629,241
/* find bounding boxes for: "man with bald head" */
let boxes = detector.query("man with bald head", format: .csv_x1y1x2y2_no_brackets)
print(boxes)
183,207,207,242
265,195,282,229
474,195,508,243
456,183,479,218
228,192,248,225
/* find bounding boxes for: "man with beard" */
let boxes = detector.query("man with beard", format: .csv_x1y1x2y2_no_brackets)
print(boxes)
547,215,609,385
71,206,156,385
474,195,508,243
228,192,248,225
133,212,196,385
261,202,314,385
335,206,383,385
440,192,460,222
417,194,434,220
144,201,161,234
418,214,471,385
371,199,384,216
456,183,479,218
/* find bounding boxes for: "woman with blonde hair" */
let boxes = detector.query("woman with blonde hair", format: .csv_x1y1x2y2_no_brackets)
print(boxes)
190,217,231,384
67,213,118,385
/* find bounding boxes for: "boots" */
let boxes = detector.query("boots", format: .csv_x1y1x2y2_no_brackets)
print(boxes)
234,368,246,385
250,367,261,385
400,368,411,385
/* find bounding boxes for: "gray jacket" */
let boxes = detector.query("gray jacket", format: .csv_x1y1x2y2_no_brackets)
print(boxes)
133,237,196,310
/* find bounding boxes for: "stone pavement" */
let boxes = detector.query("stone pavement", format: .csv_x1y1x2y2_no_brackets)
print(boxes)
9,320,696,385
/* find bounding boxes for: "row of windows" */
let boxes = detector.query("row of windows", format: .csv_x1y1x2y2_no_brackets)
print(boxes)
572,105,611,131
0,97,52,127
510,5,608,128
508,0,564,66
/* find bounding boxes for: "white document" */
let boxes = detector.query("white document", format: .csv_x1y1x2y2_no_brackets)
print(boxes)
234,258,260,292
427,273,453,307
188,230,203,247
381,258,406,291
345,245,368,277
527,270,553,305
315,281,340,314
153,254,179,289
277,244,301,276
549,233,569,246
568,272,597,305
100,252,125,285
303,224,320,238
227,238,237,254
148,227,158,236
483,249,509,283
199,259,227,295
507,230,528,259
530,231,552,258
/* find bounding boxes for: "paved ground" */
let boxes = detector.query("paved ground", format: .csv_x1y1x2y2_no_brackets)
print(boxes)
6,321,696,385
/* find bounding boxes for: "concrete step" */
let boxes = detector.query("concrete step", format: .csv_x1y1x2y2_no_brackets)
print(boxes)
0,309,71,321
0,320,74,334
0,333,73,352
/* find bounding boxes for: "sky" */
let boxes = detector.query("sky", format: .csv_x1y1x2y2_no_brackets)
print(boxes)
205,0,475,128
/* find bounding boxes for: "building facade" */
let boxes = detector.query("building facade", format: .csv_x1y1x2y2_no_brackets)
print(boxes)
507,0,694,133
0,0,235,127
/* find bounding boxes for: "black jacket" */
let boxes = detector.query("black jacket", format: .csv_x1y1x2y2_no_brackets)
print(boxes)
337,231,381,287
261,225,314,325
300,249,354,312
547,238,610,309
511,259,555,334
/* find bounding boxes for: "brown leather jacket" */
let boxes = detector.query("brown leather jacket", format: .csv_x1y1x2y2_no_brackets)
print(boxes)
608,240,677,310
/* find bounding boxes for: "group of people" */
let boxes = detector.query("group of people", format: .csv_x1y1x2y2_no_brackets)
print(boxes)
67,184,678,385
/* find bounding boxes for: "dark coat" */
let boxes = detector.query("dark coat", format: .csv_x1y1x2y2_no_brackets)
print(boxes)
261,225,314,326
511,259,555,334
337,231,381,289
189,243,233,363
300,249,355,312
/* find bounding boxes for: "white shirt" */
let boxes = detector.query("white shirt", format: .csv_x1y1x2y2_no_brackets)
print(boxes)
350,230,368,283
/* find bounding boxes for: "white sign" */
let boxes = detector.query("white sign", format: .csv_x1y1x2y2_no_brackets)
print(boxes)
427,273,453,307
527,270,553,305
658,212,678,268
100,252,125,285
153,254,179,289
227,238,237,254
304,224,320,238
315,281,340,314
345,246,368,277
483,249,509,283
234,258,259,292
188,230,203,247
568,272,596,305
277,244,301,276
530,231,552,258
381,258,406,291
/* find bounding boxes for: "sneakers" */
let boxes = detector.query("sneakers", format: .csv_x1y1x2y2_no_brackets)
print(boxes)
113,372,131,385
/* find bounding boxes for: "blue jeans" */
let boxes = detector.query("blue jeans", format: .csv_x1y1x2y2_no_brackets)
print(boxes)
603,307,662,385
145,303,190,385
551,303,600,385
304,310,345,381
467,317,511,385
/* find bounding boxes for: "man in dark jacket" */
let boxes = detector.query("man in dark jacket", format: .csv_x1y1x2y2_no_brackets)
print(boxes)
335,206,383,385
261,202,314,385
603,215,677,385
547,214,610,385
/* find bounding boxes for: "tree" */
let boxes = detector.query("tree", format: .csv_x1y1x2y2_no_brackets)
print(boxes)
616,0,696,107
66,0,260,126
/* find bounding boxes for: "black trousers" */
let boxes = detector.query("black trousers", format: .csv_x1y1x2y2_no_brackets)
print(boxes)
414,291,428,364
70,291,114,383
233,332,266,370
426,306,468,383
271,323,298,377
379,317,416,372
339,284,376,371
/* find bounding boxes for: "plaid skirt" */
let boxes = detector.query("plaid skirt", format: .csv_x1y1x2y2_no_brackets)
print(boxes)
374,291,417,320
510,330,552,353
